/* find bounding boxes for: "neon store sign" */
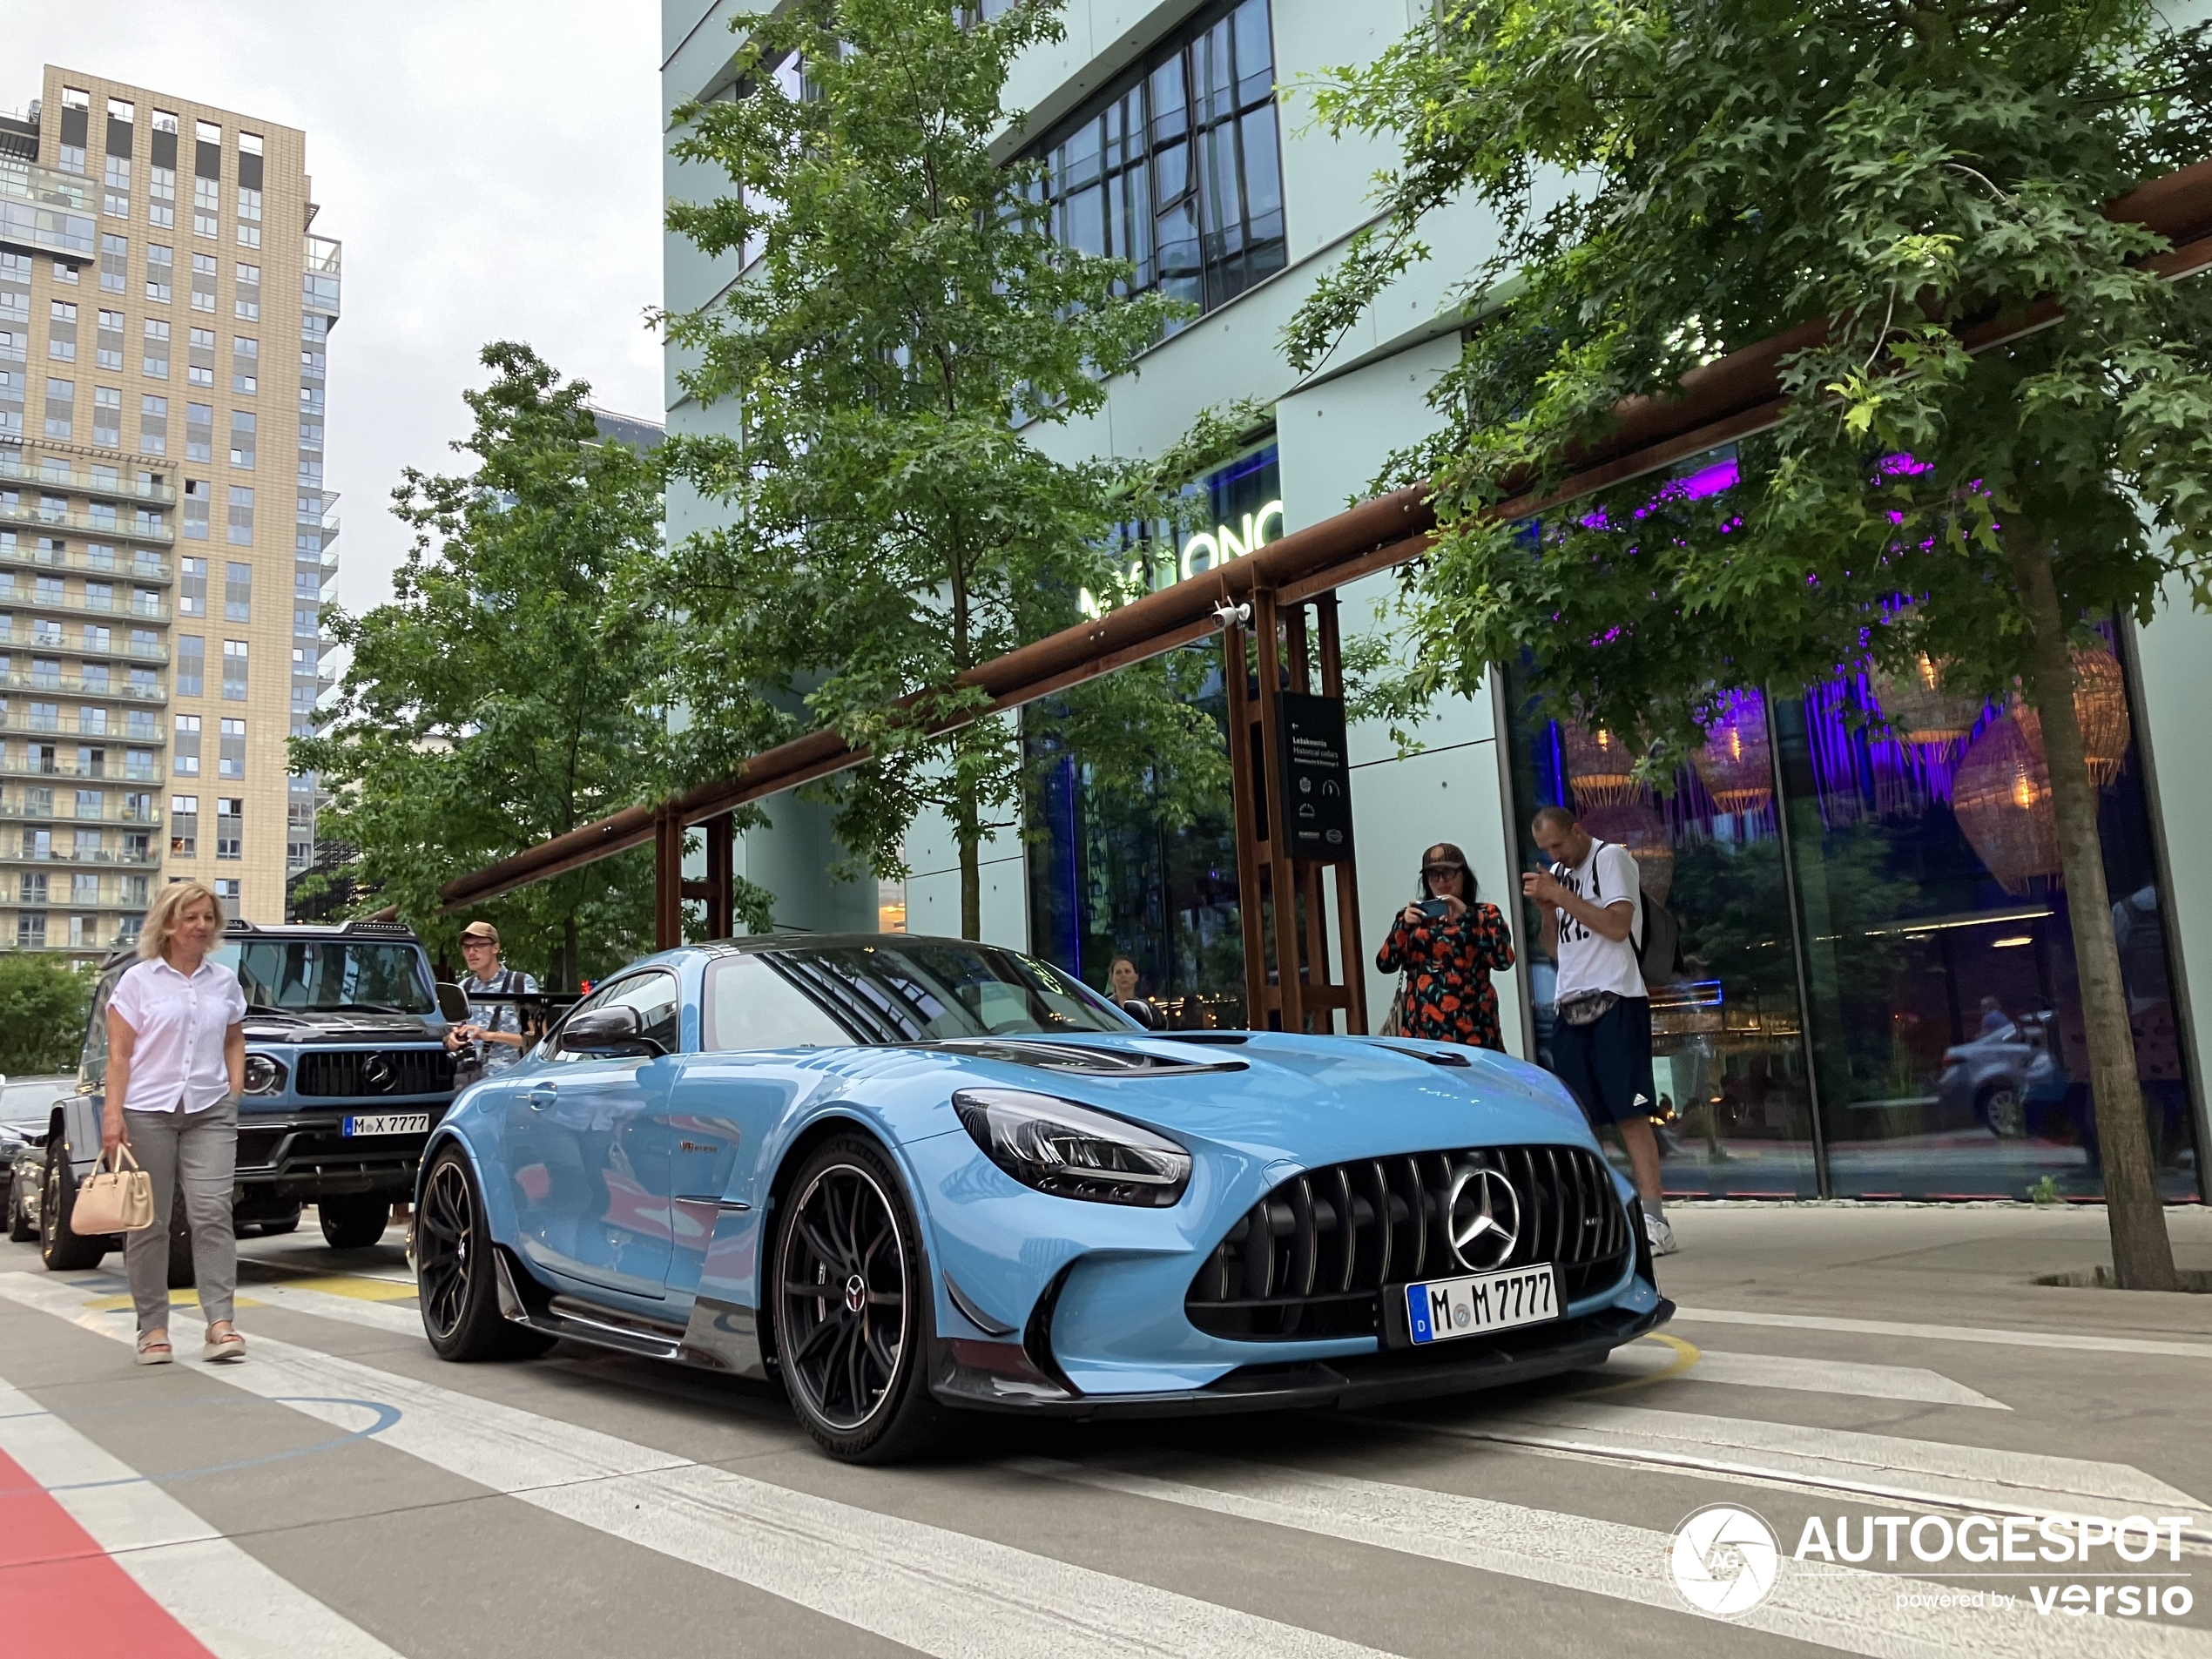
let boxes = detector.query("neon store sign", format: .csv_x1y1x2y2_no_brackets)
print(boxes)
1078,498,1285,618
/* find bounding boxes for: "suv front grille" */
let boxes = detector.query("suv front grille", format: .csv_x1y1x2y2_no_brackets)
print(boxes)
1185,1145,1631,1340
294,1049,454,1098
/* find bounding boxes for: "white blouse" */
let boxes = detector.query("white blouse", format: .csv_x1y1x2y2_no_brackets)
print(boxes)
108,956,247,1114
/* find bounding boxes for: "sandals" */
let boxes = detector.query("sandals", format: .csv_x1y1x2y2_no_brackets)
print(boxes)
135,1332,173,1366
203,1322,246,1363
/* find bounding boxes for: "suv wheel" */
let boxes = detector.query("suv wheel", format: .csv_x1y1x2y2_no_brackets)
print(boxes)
319,1194,393,1250
39,1137,109,1271
772,1135,946,1464
416,1149,552,1362
8,1167,36,1242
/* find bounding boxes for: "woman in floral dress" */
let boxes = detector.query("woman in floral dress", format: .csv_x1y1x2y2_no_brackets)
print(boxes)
1375,842,1516,1051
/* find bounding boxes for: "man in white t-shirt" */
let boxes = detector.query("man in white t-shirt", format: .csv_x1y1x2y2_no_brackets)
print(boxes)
1522,804,1676,1256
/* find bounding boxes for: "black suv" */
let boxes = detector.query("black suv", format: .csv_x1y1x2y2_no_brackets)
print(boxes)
38,917,463,1275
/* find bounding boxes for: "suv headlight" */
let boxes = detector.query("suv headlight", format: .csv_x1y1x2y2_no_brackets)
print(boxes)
243,1054,287,1096
953,1088,1190,1208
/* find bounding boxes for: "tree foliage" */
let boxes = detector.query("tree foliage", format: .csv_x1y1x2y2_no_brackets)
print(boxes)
290,344,726,988
1289,0,2212,1283
657,0,1243,936
0,952,94,1076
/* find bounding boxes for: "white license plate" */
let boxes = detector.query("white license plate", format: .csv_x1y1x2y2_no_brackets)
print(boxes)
1402,1264,1560,1345
342,1113,430,1137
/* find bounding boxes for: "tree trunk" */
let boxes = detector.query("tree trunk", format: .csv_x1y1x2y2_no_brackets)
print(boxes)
957,785,982,941
550,914,580,994
2005,524,2176,1291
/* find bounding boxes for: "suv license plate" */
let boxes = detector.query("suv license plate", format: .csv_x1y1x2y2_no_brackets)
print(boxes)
1402,1264,1560,1345
342,1113,429,1138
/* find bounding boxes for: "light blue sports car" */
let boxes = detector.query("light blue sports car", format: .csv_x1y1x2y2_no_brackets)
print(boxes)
414,934,1671,1461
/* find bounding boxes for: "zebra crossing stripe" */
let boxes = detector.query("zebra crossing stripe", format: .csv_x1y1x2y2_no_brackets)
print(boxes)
0,1272,1397,1659
0,1374,404,1659
1671,1306,2212,1360
1595,1339,2011,1408
1011,1456,2212,1659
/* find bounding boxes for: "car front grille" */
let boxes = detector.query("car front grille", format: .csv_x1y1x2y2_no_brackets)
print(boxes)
1185,1145,1633,1340
294,1049,454,1099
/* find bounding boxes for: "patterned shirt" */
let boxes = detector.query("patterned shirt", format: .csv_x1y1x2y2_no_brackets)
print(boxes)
1376,901,1517,1051
462,966,539,1074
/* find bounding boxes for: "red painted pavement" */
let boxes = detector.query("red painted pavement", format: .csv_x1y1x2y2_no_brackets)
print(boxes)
0,1443,215,1657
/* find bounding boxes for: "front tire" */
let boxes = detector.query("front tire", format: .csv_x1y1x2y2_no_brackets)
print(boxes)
415,1149,552,1362
772,1135,945,1463
39,1137,108,1271
1979,1084,2027,1139
320,1194,393,1250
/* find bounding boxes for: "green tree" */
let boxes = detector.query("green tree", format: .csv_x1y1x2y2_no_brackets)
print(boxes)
658,0,1243,938
291,343,713,988
0,953,94,1076
1286,0,2212,1285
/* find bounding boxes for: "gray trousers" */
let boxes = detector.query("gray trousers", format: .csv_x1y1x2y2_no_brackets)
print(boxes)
122,1098,238,1334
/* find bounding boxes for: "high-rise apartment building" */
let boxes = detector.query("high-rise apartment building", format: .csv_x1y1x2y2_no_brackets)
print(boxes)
0,67,339,959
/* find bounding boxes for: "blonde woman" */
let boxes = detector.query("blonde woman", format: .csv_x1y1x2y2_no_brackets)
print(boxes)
104,881,248,1364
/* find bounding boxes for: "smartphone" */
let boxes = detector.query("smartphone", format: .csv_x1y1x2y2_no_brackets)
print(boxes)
1417,898,1451,919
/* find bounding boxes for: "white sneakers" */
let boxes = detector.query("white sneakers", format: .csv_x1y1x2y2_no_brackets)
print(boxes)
1644,1209,1680,1257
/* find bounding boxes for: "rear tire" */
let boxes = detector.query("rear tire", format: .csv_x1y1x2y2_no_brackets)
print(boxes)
38,1137,108,1271
772,1134,947,1464
415,1149,552,1362
1979,1084,2027,1139
319,1194,393,1250
7,1169,36,1242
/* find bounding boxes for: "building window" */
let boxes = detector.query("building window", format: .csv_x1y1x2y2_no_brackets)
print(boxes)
95,309,124,369
169,793,198,856
214,878,239,903
230,409,256,469
47,300,78,361
231,335,258,394
93,386,121,447
187,327,215,386
181,476,210,536
172,714,200,776
179,556,207,616
58,88,89,177
224,562,253,622
17,913,47,948
176,633,205,697
105,157,132,220
221,638,247,699
293,604,318,637
218,718,244,779
44,378,73,439
142,318,170,378
138,394,168,454
145,243,172,302
185,406,213,465
215,796,242,859
98,233,128,293
226,487,253,543
149,162,176,230
193,176,219,239
233,263,260,321
191,253,217,313
1028,0,1284,324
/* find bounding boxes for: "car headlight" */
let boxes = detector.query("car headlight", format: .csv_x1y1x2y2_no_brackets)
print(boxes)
243,1054,287,1096
953,1088,1190,1207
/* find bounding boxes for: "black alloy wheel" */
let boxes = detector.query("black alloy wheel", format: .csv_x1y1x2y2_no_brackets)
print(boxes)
415,1150,550,1362
773,1135,944,1462
39,1137,107,1271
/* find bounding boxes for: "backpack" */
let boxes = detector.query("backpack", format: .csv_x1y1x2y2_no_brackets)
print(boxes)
1556,839,1682,985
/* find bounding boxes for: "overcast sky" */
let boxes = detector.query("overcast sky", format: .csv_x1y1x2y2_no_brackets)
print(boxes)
2,0,668,618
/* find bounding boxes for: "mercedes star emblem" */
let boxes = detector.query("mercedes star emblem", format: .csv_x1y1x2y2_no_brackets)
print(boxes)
1446,1164,1521,1271
363,1054,398,1094
843,1274,868,1315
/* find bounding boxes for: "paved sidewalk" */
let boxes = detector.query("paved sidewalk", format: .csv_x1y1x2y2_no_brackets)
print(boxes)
1662,1200,2212,1336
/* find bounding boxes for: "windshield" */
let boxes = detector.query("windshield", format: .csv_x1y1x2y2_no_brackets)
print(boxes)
759,941,1136,1043
214,940,436,1015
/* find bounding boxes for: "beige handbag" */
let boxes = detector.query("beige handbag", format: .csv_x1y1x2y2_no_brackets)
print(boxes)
74,1144,156,1234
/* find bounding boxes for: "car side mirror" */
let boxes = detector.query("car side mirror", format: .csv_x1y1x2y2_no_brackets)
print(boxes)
1120,998,1161,1031
435,981,471,1023
561,1004,666,1059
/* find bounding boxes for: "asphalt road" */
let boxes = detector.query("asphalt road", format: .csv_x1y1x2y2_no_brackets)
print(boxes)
5,1203,2212,1658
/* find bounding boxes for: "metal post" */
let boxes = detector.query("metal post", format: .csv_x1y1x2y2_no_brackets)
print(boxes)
1764,690,1831,1197
1223,619,1270,1030
653,806,684,951
1318,594,1368,1034
1252,588,1303,1033
705,812,735,940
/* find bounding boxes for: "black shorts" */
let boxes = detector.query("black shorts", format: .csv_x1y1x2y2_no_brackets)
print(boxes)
1551,996,1656,1126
